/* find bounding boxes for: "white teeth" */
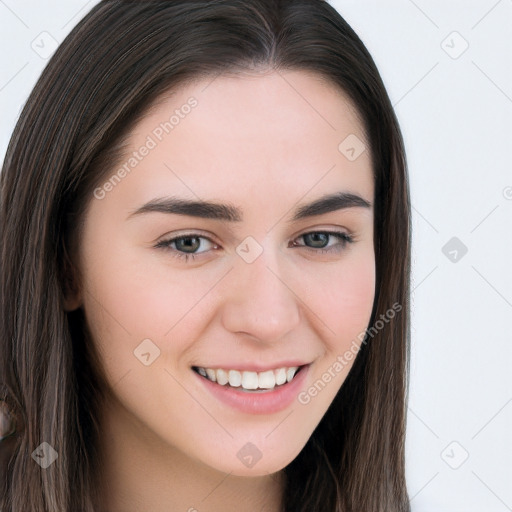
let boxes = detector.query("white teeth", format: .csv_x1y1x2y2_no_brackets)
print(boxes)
274,368,287,386
258,370,276,389
216,368,229,385
196,365,303,390
241,371,259,390
286,367,299,383
228,370,242,387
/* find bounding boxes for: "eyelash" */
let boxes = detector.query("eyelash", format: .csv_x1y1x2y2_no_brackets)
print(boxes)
154,230,354,263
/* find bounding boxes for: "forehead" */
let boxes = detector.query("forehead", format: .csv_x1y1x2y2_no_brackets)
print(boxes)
101,69,373,217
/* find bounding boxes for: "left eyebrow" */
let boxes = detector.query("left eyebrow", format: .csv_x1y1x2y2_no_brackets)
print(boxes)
289,191,371,221
126,191,371,222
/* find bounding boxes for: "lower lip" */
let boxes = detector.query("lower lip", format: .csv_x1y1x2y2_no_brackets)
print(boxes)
194,365,310,415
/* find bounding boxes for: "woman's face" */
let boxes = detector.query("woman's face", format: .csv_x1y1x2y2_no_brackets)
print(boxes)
72,69,375,477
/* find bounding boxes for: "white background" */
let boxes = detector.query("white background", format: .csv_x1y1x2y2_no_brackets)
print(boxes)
1,1,511,510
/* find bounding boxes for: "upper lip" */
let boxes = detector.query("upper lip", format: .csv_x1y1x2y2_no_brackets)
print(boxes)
192,361,311,372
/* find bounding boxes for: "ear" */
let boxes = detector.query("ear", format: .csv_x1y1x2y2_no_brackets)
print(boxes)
63,284,82,312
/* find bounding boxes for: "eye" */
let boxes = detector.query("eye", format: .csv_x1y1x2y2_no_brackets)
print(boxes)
154,234,218,262
290,230,353,254
155,229,354,264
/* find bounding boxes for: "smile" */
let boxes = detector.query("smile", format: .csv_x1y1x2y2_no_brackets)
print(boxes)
192,365,304,393
192,362,311,414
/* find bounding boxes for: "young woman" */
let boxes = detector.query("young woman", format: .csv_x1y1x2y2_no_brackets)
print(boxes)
0,1,411,510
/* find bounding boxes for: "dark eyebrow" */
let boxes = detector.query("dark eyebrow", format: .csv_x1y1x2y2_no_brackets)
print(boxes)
290,192,371,221
126,192,371,222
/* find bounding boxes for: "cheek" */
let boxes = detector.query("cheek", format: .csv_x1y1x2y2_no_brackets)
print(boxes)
79,243,219,377
303,250,376,351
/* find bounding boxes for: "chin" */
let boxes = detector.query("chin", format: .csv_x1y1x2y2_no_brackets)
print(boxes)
199,438,307,478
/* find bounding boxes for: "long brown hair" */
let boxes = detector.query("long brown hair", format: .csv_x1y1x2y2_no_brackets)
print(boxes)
0,1,411,510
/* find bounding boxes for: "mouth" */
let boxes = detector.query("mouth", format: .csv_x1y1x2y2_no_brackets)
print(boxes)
192,365,306,393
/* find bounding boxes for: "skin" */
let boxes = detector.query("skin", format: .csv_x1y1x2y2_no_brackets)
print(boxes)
65,69,375,512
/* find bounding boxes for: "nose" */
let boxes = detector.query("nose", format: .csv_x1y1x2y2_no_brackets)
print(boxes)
220,247,301,344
